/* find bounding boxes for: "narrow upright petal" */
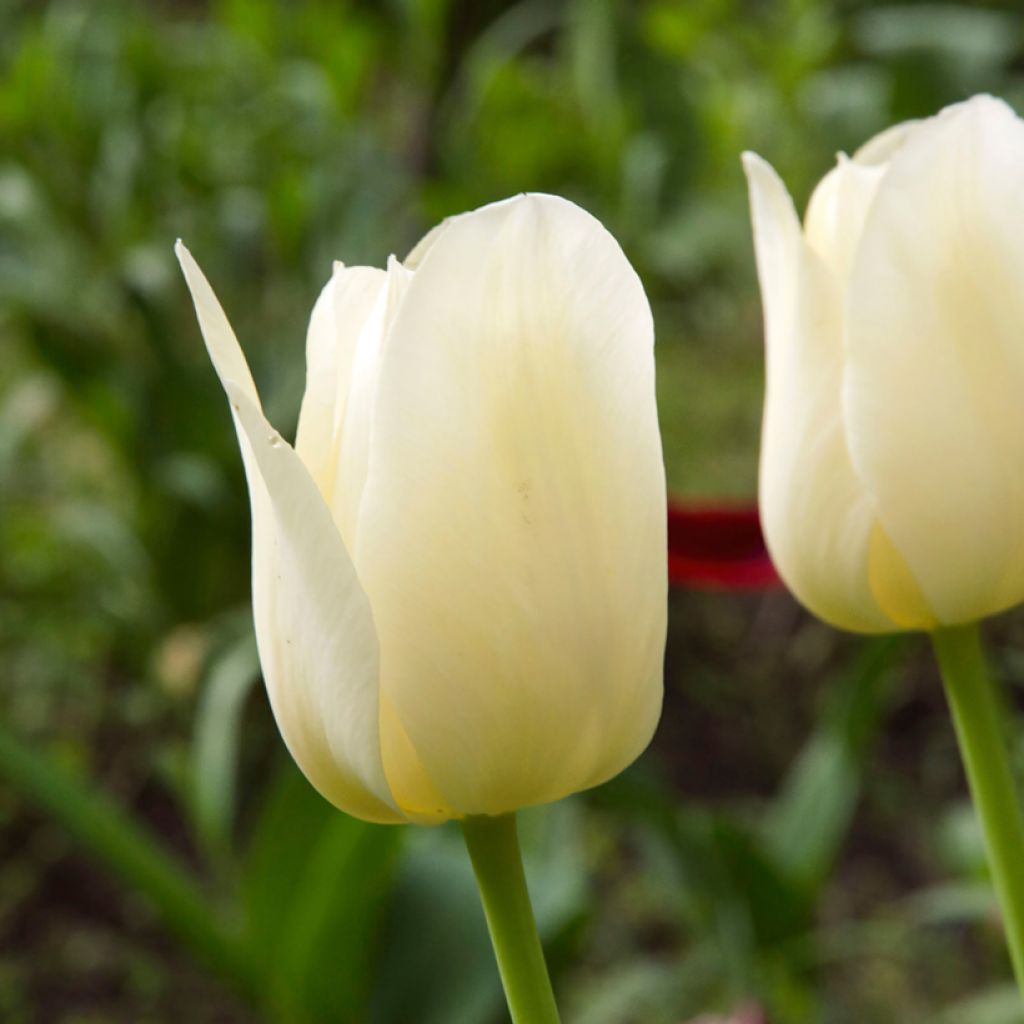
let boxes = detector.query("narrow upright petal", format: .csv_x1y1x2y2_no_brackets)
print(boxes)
176,244,401,822
175,242,260,405
844,96,1024,624
354,194,667,817
803,156,886,281
852,120,915,166
331,257,414,547
294,265,387,498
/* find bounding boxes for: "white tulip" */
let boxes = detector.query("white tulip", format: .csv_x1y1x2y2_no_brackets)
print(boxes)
745,95,1024,633
177,194,666,823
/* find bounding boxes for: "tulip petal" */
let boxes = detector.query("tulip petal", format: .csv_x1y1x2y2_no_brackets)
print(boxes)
295,264,387,498
845,96,1024,624
354,194,667,817
404,220,449,269
852,120,915,166
332,257,413,547
175,241,260,406
743,154,924,632
226,388,402,822
804,156,886,280
176,244,401,823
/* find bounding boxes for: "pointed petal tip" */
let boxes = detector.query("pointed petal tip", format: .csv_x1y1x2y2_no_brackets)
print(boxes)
740,154,798,215
740,150,767,174
174,239,206,287
174,242,260,407
174,238,192,266
741,153,799,231
741,150,783,186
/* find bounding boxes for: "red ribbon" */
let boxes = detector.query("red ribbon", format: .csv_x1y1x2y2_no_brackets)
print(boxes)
667,499,778,590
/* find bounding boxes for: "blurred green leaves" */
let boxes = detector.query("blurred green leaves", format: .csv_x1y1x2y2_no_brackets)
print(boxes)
766,638,905,889
0,708,590,1024
5,0,1024,1021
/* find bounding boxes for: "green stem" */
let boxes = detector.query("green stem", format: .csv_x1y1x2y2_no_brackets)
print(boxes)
460,813,561,1024
931,623,1024,996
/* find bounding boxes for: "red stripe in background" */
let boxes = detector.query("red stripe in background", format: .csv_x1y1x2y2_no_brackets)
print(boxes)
667,499,779,590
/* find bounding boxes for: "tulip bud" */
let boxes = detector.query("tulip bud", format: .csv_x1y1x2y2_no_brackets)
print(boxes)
177,194,666,823
744,95,1024,633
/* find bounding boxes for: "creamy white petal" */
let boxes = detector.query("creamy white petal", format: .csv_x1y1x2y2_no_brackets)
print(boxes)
353,194,666,817
852,120,915,166
844,96,1024,624
175,241,259,406
227,387,401,822
804,156,886,281
404,220,450,269
176,245,401,822
294,265,387,498
744,154,927,632
332,257,413,547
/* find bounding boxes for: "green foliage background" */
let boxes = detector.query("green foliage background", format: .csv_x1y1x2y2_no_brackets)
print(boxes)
3,1,1024,1021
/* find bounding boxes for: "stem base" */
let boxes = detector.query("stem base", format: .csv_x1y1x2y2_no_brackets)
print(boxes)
461,814,561,1024
932,624,1024,997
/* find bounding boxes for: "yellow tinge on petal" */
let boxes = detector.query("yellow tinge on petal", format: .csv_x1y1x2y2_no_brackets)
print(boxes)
867,523,936,632
379,694,454,824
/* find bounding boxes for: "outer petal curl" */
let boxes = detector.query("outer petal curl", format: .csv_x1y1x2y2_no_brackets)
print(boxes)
176,243,402,822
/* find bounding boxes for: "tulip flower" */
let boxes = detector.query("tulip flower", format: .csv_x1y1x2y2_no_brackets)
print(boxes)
177,193,666,1023
745,94,1024,634
744,95,1024,999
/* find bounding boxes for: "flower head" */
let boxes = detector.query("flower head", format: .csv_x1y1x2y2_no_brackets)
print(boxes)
746,95,1024,632
178,194,666,822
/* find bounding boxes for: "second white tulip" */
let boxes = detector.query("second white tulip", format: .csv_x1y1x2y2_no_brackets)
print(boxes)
746,95,1024,633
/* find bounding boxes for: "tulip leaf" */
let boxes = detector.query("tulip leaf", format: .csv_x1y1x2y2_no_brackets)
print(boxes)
370,823,499,1024
240,758,404,1023
709,816,813,946
192,631,260,861
276,817,403,1022
764,636,904,890
241,758,337,962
